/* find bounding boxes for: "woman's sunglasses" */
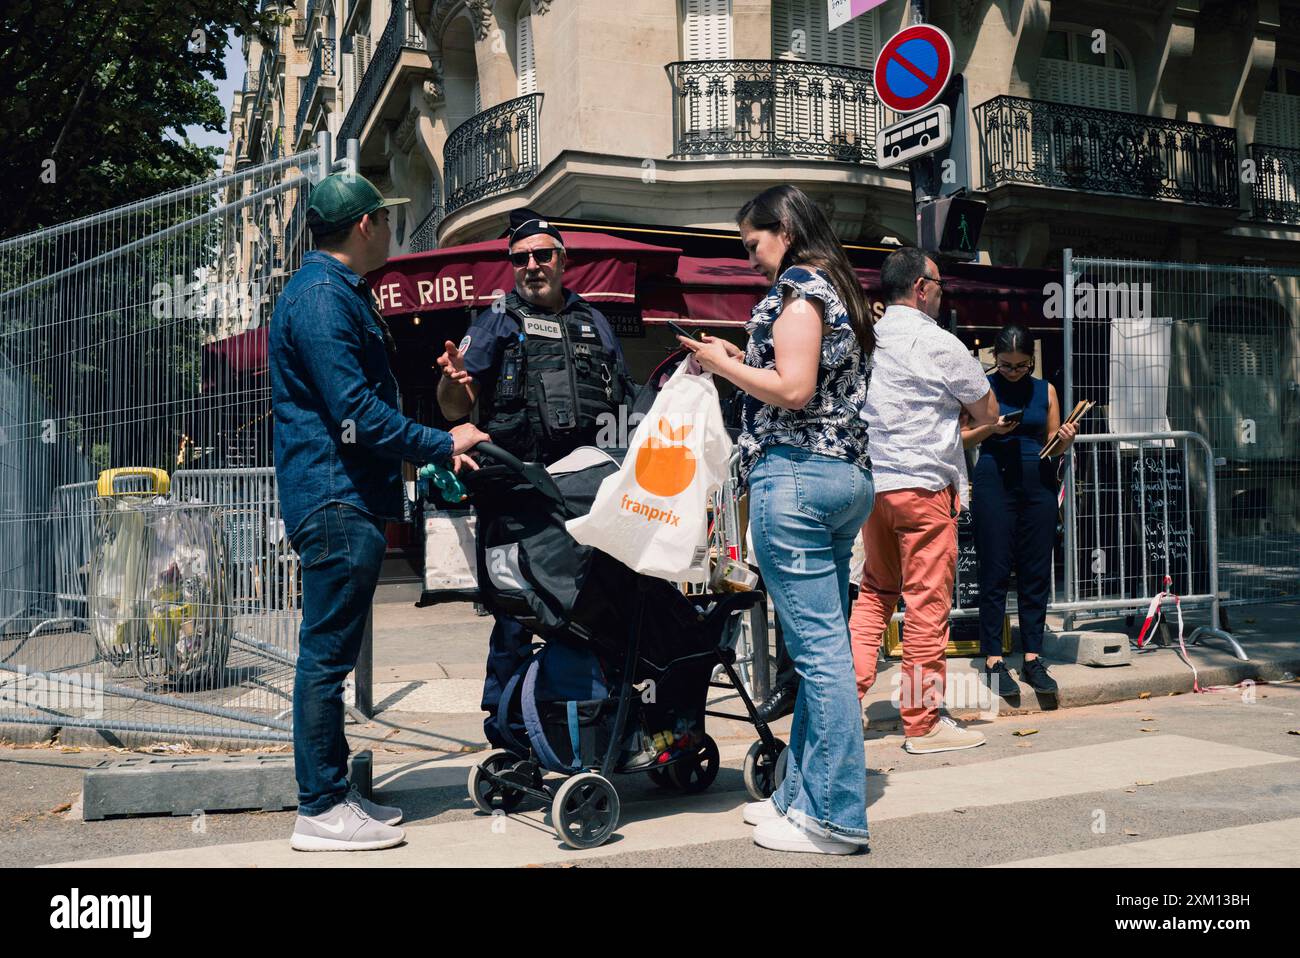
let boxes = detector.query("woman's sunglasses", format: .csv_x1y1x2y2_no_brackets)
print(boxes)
509,247,557,267
995,361,1034,372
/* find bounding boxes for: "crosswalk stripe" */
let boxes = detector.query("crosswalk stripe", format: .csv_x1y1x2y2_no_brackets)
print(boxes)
992,817,1300,868
43,735,1294,868
864,735,1294,822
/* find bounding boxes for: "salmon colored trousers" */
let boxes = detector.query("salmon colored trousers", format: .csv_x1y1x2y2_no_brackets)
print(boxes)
848,486,959,738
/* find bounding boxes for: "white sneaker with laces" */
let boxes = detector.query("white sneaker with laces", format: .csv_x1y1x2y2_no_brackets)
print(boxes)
742,798,781,825
290,797,406,852
752,815,860,855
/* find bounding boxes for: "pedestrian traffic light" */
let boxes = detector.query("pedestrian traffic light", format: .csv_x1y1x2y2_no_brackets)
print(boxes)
918,196,986,261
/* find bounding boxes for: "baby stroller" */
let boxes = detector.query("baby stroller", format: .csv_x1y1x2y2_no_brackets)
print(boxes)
460,440,788,849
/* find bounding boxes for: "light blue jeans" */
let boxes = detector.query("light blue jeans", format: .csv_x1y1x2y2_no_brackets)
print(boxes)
749,445,874,842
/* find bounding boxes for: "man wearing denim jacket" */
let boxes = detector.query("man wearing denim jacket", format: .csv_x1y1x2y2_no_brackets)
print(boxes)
270,172,487,851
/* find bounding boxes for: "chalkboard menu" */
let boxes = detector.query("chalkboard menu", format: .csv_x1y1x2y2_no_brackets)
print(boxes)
950,505,982,643
953,506,980,611
1123,448,1203,597
1072,447,1207,601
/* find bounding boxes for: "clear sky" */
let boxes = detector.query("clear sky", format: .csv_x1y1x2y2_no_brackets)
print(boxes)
182,28,246,162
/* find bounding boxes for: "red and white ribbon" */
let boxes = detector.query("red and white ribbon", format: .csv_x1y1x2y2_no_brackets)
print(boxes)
1136,575,1201,692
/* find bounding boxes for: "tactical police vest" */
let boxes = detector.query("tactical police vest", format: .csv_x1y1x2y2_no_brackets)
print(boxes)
479,293,626,464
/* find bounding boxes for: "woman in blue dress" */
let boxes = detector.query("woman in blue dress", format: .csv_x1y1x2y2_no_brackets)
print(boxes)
961,324,1076,698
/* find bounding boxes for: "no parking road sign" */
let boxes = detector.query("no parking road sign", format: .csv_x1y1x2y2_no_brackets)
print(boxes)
873,24,955,114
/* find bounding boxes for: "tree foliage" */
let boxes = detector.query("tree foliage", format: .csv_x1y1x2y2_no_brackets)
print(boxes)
0,0,284,239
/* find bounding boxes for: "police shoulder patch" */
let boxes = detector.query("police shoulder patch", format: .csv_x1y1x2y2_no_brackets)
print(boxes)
457,334,472,353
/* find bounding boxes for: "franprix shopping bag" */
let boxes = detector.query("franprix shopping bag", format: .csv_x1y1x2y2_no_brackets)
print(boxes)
566,361,731,582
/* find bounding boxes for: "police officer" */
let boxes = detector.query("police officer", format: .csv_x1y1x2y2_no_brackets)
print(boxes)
436,208,636,747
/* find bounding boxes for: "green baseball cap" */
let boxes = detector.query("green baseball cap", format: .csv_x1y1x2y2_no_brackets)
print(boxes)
306,172,409,233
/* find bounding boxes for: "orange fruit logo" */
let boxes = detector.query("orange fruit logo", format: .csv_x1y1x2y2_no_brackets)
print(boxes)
635,418,697,497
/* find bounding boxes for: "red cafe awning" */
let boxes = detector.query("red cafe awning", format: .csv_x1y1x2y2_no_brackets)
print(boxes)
201,325,268,392
368,231,680,317
640,256,1053,330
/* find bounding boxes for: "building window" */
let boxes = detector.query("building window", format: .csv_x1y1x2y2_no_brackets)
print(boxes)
772,0,877,67
517,2,537,95
1033,26,1135,112
1258,64,1300,147
681,0,731,61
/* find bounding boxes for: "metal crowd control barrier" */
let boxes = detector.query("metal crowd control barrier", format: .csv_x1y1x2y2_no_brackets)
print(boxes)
1058,430,1244,659
876,430,1243,664
1062,252,1300,616
0,133,358,744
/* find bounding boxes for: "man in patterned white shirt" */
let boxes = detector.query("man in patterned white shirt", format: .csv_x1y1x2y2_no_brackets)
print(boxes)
849,247,1000,754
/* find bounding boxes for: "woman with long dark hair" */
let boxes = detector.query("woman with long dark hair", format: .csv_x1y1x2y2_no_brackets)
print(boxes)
676,185,874,854
962,323,1076,698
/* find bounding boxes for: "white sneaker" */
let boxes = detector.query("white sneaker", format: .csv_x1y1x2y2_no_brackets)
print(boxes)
752,815,860,855
903,715,986,754
290,797,406,852
742,798,781,825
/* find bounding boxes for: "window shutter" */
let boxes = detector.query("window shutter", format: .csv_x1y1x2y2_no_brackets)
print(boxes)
1034,59,1134,112
773,0,873,65
1257,91,1300,148
517,10,537,95
353,35,372,98
682,0,732,135
824,5,874,67
683,0,731,60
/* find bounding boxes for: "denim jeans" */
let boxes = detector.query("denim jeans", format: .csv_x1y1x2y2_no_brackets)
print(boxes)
290,502,388,815
749,445,874,842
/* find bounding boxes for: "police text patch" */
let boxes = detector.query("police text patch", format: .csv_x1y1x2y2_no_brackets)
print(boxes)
523,317,562,339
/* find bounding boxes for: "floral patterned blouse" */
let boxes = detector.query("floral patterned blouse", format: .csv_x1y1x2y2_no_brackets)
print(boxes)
737,265,871,484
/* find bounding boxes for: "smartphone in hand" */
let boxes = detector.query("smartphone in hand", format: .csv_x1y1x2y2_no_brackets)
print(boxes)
665,319,700,342
1000,407,1025,425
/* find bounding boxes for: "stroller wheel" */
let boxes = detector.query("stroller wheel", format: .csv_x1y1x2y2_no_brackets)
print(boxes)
552,773,620,849
468,750,527,814
667,734,720,793
647,766,676,789
742,737,788,801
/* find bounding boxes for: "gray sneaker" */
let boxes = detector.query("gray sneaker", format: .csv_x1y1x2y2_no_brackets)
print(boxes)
347,784,403,826
290,796,406,852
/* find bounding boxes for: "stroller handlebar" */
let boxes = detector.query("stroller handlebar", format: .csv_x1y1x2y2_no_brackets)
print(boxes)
471,442,527,475
468,442,569,514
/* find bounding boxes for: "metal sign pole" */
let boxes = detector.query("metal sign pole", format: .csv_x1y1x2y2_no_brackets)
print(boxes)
1062,248,1077,632
911,0,926,24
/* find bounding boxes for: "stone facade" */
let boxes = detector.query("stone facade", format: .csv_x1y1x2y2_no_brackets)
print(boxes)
223,0,1300,267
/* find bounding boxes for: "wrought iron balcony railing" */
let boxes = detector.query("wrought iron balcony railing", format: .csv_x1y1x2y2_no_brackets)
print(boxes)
973,95,1239,208
338,0,427,142
1249,143,1300,225
296,37,336,138
250,43,276,122
409,204,444,252
443,93,543,217
665,59,887,165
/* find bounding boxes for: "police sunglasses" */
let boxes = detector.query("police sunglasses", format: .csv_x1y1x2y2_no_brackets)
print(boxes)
509,247,557,267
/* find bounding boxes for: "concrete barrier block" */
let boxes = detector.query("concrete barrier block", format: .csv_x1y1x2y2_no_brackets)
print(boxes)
82,754,297,821
1043,631,1132,668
